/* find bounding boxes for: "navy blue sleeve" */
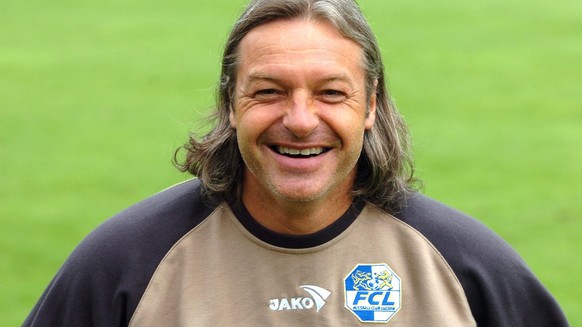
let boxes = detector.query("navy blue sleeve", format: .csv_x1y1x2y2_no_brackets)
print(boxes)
23,179,215,327
395,193,569,327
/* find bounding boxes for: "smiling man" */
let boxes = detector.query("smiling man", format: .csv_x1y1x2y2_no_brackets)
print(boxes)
24,0,568,326
232,18,376,234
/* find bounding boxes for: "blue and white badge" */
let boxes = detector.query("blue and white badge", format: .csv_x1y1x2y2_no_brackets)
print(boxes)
344,263,402,323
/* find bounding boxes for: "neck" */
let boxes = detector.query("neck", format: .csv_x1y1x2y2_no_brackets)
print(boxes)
241,184,353,235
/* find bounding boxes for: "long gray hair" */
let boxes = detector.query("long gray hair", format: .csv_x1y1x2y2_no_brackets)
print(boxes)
175,0,417,212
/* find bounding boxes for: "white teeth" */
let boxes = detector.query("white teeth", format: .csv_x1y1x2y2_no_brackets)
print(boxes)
310,147,323,155
277,146,324,156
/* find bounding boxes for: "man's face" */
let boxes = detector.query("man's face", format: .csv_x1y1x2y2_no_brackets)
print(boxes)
230,18,376,208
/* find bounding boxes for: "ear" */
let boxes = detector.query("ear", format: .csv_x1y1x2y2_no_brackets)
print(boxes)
364,80,378,130
229,106,236,129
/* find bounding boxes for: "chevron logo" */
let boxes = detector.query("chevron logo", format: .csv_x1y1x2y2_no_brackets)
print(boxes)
269,285,331,312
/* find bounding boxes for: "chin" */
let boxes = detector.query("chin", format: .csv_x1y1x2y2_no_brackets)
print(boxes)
273,184,335,204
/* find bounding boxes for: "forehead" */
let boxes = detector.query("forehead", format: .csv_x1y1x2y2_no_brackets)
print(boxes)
237,18,365,81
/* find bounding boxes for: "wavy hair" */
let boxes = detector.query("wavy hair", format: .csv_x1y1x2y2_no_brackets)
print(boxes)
175,0,417,212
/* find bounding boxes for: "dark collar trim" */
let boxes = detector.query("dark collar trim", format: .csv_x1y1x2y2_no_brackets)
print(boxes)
230,199,365,249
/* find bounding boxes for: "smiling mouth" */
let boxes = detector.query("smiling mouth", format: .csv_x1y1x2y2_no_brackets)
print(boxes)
272,146,330,158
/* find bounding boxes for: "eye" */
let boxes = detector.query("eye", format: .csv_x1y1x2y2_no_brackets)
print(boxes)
318,89,347,103
322,89,344,96
255,89,281,96
252,88,286,101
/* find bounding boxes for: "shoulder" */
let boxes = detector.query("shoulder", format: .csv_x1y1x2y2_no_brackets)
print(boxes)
24,179,219,326
88,178,214,247
391,193,568,326
77,179,214,265
393,193,510,262
74,179,217,285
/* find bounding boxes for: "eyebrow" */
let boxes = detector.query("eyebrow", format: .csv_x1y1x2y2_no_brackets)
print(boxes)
245,71,356,87
246,72,279,84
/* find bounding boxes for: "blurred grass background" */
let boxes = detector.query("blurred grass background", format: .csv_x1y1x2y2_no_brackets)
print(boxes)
1,0,580,325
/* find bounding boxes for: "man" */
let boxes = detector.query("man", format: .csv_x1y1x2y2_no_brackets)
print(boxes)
24,0,568,326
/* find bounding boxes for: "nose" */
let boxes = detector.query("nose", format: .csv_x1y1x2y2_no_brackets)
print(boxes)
282,92,319,138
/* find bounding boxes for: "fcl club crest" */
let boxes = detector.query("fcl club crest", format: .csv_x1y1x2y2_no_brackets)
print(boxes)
344,263,402,323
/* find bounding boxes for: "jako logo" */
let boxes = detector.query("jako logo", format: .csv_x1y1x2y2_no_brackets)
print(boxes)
269,285,331,312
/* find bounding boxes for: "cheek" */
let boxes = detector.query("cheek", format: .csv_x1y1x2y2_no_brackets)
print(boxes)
233,109,280,144
322,112,367,142
332,120,368,161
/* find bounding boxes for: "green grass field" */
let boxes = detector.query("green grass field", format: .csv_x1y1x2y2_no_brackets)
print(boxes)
1,0,580,325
